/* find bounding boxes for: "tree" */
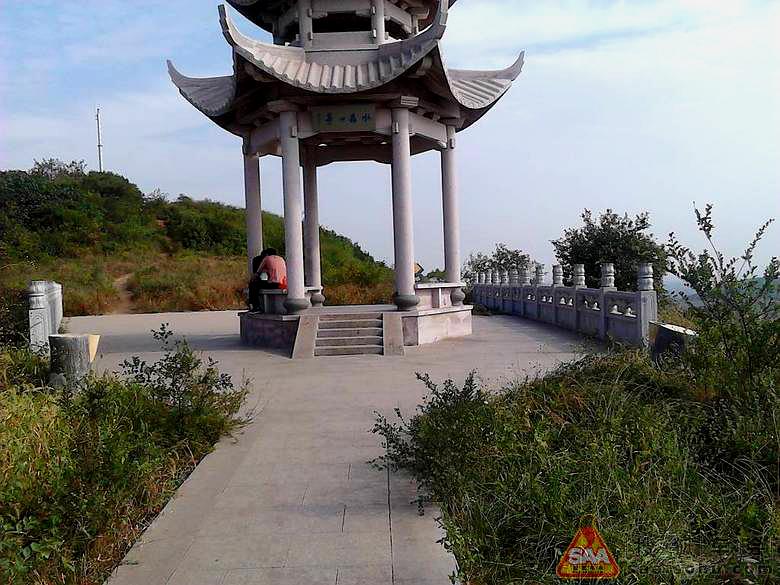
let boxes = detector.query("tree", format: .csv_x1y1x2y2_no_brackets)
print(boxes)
463,243,531,283
552,209,667,291
30,158,86,180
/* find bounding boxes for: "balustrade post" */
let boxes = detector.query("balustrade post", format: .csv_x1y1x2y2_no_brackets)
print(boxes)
636,263,658,346
573,264,586,288
599,262,617,339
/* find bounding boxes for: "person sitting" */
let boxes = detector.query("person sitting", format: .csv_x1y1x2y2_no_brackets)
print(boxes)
248,248,287,312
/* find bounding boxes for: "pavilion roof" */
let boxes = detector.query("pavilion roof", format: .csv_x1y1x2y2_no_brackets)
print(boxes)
168,2,522,141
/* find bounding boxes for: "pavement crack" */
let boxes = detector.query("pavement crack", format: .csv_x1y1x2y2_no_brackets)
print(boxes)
341,504,346,532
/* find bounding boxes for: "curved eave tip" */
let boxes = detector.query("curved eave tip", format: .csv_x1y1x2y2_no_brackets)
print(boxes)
506,52,525,80
167,59,184,85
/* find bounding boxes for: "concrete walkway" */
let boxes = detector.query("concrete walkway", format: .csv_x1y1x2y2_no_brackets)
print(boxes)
68,311,593,585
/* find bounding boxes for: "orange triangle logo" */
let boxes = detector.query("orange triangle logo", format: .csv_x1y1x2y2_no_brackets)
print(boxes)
556,525,620,580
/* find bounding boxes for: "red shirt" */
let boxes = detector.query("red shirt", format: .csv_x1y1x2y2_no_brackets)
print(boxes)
258,255,288,288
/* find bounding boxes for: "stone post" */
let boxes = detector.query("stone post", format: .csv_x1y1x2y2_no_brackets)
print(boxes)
637,263,654,291
441,125,464,305
490,269,498,285
243,151,263,277
27,281,50,352
303,151,325,307
600,263,616,289
552,265,564,286
573,264,586,288
279,109,310,314
534,264,545,286
637,263,658,346
49,334,91,385
519,266,531,285
478,272,485,284
391,106,419,310
509,267,519,285
500,270,509,285
598,262,616,339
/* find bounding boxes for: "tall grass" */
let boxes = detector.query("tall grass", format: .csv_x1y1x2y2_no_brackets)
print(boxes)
0,329,247,584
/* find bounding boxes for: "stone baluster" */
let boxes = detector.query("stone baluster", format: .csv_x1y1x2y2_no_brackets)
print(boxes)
600,263,616,289
637,263,654,291
519,266,531,285
573,264,586,288
552,265,564,286
509,267,519,285
534,264,545,286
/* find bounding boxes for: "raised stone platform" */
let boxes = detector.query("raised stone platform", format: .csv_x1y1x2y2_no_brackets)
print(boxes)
239,304,473,358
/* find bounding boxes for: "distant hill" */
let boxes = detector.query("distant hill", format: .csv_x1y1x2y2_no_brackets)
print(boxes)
0,161,393,315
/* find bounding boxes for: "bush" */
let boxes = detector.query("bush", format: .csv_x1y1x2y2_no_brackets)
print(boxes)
0,328,247,583
374,356,778,584
553,209,667,291
375,207,778,584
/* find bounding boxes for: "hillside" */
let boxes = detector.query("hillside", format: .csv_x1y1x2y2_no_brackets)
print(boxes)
0,160,393,316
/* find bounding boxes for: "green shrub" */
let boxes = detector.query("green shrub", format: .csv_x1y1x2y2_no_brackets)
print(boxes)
375,207,778,584
0,328,247,583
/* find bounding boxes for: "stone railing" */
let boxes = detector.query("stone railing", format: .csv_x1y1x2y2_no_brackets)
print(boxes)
472,263,657,347
27,280,63,352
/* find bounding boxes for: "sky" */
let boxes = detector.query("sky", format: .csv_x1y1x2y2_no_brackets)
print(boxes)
1,0,779,274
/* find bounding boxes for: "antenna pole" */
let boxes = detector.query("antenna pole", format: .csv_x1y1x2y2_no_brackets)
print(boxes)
96,107,104,172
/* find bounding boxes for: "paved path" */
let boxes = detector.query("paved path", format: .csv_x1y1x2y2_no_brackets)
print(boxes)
68,311,594,585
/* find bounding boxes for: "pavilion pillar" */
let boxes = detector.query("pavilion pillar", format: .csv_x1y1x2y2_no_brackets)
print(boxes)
303,151,325,307
391,105,419,311
243,151,263,277
372,0,386,44
279,109,310,314
441,125,465,305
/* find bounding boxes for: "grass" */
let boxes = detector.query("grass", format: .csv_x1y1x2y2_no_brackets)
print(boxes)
0,329,247,584
374,351,779,584
2,252,395,318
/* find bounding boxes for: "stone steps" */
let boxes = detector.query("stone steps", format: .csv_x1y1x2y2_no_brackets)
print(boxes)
315,345,384,357
317,327,383,338
314,313,385,357
318,318,383,330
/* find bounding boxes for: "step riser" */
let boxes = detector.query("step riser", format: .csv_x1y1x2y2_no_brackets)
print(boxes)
317,337,383,348
318,328,382,338
315,346,384,357
319,313,384,321
319,320,383,330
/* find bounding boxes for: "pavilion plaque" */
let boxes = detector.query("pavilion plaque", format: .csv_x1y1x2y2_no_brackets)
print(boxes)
311,104,376,132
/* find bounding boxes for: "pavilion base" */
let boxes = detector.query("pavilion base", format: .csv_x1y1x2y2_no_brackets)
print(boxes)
239,305,472,358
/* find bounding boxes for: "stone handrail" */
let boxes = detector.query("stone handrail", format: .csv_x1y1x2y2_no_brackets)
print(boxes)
472,263,657,347
27,280,63,353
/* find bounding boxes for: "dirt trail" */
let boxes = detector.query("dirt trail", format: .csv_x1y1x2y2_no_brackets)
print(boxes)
111,273,134,314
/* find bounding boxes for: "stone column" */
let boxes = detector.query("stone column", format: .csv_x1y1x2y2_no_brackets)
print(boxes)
441,125,464,306
279,110,310,314
303,151,325,307
519,266,531,285
391,106,419,310
243,152,263,276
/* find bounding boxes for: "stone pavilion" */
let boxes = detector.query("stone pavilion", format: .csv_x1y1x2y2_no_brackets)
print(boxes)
169,0,523,357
